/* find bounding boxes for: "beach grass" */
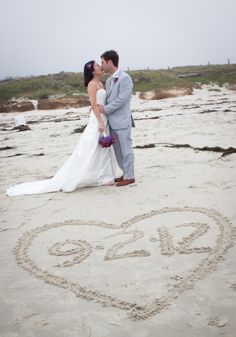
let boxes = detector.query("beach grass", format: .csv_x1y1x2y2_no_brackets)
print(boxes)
0,64,236,105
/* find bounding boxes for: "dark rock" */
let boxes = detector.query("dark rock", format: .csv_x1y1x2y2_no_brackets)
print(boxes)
198,110,217,114
222,147,236,157
73,125,87,133
6,153,24,157
12,125,31,131
30,153,45,156
134,144,156,149
135,116,160,121
164,143,236,157
0,146,15,151
166,144,191,149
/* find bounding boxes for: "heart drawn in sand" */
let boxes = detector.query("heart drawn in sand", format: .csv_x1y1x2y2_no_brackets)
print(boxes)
14,207,234,320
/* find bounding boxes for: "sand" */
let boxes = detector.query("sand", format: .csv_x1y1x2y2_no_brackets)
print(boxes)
0,84,236,336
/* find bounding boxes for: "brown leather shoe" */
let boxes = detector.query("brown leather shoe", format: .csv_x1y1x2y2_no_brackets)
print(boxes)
116,178,135,187
114,176,123,183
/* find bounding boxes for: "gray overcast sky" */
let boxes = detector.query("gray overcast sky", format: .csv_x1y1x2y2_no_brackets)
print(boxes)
0,0,236,78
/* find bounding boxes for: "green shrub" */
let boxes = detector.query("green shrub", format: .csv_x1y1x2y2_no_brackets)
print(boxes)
0,65,236,105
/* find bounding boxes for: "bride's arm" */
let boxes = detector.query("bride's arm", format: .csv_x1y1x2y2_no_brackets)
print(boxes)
87,82,105,132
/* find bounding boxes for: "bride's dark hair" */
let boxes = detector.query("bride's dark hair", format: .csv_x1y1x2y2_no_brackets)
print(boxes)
84,60,95,87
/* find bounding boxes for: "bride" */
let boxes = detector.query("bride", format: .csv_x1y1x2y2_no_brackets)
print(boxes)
7,61,119,196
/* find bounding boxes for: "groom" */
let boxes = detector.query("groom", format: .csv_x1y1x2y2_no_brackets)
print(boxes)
100,50,135,187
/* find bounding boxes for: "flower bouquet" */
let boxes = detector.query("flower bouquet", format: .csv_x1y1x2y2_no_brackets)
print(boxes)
99,134,115,148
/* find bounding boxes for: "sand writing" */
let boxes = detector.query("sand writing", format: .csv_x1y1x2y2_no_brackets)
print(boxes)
46,224,213,266
48,239,92,267
176,223,213,254
14,207,235,320
158,226,175,256
104,230,150,260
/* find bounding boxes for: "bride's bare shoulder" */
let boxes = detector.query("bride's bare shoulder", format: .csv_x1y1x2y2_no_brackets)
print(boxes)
88,80,97,89
88,80,103,90
87,81,98,95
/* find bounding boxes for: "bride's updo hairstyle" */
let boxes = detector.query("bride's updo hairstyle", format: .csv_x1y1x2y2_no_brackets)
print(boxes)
84,60,95,87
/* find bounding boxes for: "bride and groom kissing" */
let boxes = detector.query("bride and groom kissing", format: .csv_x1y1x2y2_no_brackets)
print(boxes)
7,50,135,196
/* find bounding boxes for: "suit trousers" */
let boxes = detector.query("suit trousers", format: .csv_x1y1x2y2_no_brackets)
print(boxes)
110,126,134,179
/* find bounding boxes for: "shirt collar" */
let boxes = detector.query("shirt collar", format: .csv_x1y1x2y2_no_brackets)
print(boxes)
112,69,121,78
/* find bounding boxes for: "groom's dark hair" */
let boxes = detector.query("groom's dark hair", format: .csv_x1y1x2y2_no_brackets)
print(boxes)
101,50,119,67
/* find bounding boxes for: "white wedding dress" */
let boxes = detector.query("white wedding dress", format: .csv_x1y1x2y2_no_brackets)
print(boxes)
7,89,119,196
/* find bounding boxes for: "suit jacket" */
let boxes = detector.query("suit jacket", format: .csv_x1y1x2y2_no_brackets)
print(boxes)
103,70,133,130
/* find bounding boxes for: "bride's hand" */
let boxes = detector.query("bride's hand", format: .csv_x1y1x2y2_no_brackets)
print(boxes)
98,105,104,113
98,121,105,133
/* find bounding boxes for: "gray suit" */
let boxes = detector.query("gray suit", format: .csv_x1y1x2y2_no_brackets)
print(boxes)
103,70,135,179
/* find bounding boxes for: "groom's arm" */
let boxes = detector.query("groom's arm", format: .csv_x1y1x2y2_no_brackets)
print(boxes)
103,76,133,115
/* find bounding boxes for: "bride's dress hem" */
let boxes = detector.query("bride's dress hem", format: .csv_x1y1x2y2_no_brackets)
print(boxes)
6,89,119,197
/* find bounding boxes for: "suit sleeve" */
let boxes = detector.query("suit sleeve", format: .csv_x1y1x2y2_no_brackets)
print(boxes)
103,76,133,115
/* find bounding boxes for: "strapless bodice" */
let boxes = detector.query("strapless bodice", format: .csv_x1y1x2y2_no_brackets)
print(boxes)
96,88,106,106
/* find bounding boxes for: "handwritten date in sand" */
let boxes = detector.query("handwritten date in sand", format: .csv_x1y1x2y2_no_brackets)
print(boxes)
48,222,212,267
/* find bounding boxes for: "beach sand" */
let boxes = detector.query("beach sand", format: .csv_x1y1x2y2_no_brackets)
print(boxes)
0,85,236,336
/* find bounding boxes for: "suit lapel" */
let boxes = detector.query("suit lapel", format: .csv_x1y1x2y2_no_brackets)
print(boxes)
107,77,113,97
107,70,122,97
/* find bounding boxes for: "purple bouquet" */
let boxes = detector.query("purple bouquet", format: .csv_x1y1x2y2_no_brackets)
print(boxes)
99,134,115,148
